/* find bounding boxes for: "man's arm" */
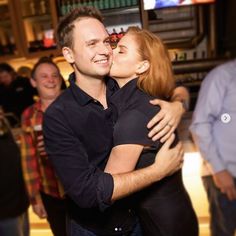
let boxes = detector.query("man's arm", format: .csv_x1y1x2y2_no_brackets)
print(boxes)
190,68,236,200
105,134,183,200
147,86,189,142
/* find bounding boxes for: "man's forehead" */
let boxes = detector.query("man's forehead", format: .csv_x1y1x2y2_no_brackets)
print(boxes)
74,18,109,41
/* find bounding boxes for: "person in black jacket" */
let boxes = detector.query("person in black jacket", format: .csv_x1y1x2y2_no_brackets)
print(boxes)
0,63,37,126
0,108,30,236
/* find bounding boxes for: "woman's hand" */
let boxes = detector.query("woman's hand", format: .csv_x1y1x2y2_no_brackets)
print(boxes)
147,100,184,142
153,134,184,178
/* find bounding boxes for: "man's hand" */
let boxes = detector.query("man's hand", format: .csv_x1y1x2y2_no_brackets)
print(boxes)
213,170,236,201
153,134,184,178
147,100,184,142
32,201,47,219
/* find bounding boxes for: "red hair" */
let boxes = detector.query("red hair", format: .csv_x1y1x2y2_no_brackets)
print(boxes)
126,27,175,99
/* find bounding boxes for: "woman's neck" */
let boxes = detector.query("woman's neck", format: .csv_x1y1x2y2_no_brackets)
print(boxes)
115,76,137,88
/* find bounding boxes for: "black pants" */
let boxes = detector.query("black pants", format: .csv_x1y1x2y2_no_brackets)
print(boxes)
136,170,199,236
40,192,67,236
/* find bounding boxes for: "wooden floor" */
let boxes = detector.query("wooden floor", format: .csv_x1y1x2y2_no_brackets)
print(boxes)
30,222,210,236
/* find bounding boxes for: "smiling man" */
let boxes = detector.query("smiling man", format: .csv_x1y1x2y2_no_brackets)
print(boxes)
43,6,188,236
20,57,67,236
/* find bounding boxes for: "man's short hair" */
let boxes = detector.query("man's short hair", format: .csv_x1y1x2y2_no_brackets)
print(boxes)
0,63,15,74
56,6,103,49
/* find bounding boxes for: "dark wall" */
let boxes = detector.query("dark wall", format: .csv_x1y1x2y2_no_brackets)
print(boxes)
216,0,236,57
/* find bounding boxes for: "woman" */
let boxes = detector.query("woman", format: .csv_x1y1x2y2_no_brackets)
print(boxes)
105,27,198,236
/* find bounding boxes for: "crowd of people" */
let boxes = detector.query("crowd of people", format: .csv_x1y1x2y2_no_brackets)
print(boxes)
0,5,235,236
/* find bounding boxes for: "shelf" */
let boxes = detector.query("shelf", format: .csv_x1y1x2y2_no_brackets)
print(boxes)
102,6,139,16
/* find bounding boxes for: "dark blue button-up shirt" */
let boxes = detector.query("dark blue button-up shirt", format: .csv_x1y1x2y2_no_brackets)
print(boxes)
43,73,136,235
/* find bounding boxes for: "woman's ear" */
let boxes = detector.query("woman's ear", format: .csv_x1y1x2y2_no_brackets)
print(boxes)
136,60,150,74
62,47,75,64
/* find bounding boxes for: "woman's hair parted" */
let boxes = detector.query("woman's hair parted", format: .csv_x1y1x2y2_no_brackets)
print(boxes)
126,27,175,100
56,6,103,49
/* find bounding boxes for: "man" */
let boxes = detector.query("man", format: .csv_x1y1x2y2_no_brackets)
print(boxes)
0,108,29,236
190,59,236,236
0,63,37,125
20,58,67,236
43,6,189,236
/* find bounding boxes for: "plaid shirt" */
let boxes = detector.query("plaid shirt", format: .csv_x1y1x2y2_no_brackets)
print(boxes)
21,100,63,205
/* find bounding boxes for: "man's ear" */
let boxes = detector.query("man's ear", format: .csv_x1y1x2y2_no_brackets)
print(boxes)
62,47,75,64
136,60,150,75
30,78,37,88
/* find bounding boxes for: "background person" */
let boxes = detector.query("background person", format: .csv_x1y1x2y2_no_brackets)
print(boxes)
190,59,236,236
0,107,29,236
20,57,67,236
0,63,37,125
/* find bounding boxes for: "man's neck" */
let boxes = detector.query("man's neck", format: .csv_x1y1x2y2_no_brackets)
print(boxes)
75,73,108,109
40,98,55,112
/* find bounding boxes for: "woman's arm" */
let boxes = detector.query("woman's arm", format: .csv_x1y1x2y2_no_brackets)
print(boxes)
105,134,183,175
105,144,143,174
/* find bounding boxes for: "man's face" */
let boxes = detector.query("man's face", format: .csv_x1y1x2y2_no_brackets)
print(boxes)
0,71,13,86
63,18,113,80
31,63,62,100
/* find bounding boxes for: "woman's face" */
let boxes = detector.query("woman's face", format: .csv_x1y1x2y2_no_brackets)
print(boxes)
110,33,142,83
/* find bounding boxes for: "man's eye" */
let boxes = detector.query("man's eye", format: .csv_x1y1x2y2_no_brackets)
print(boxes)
105,39,111,45
88,42,96,47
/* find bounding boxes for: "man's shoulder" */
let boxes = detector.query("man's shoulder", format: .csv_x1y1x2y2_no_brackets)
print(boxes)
21,103,36,119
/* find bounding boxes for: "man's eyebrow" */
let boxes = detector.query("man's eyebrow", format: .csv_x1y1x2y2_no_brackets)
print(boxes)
85,39,99,44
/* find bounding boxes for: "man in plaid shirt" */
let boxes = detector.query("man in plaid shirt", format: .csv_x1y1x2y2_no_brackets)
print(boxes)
20,57,66,236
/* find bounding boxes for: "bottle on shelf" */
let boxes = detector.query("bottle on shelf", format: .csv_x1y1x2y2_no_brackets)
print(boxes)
114,0,121,8
117,27,125,40
94,0,100,9
39,0,47,14
131,0,138,5
29,0,36,15
120,0,126,7
109,0,115,9
103,0,110,9
110,28,118,49
126,0,132,6
99,0,104,10
60,0,67,16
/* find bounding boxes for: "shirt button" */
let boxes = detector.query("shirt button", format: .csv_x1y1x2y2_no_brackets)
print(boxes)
114,227,118,231
118,227,122,231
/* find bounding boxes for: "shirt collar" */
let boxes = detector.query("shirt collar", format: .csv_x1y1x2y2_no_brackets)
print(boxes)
68,72,118,106
110,78,138,106
33,99,43,112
